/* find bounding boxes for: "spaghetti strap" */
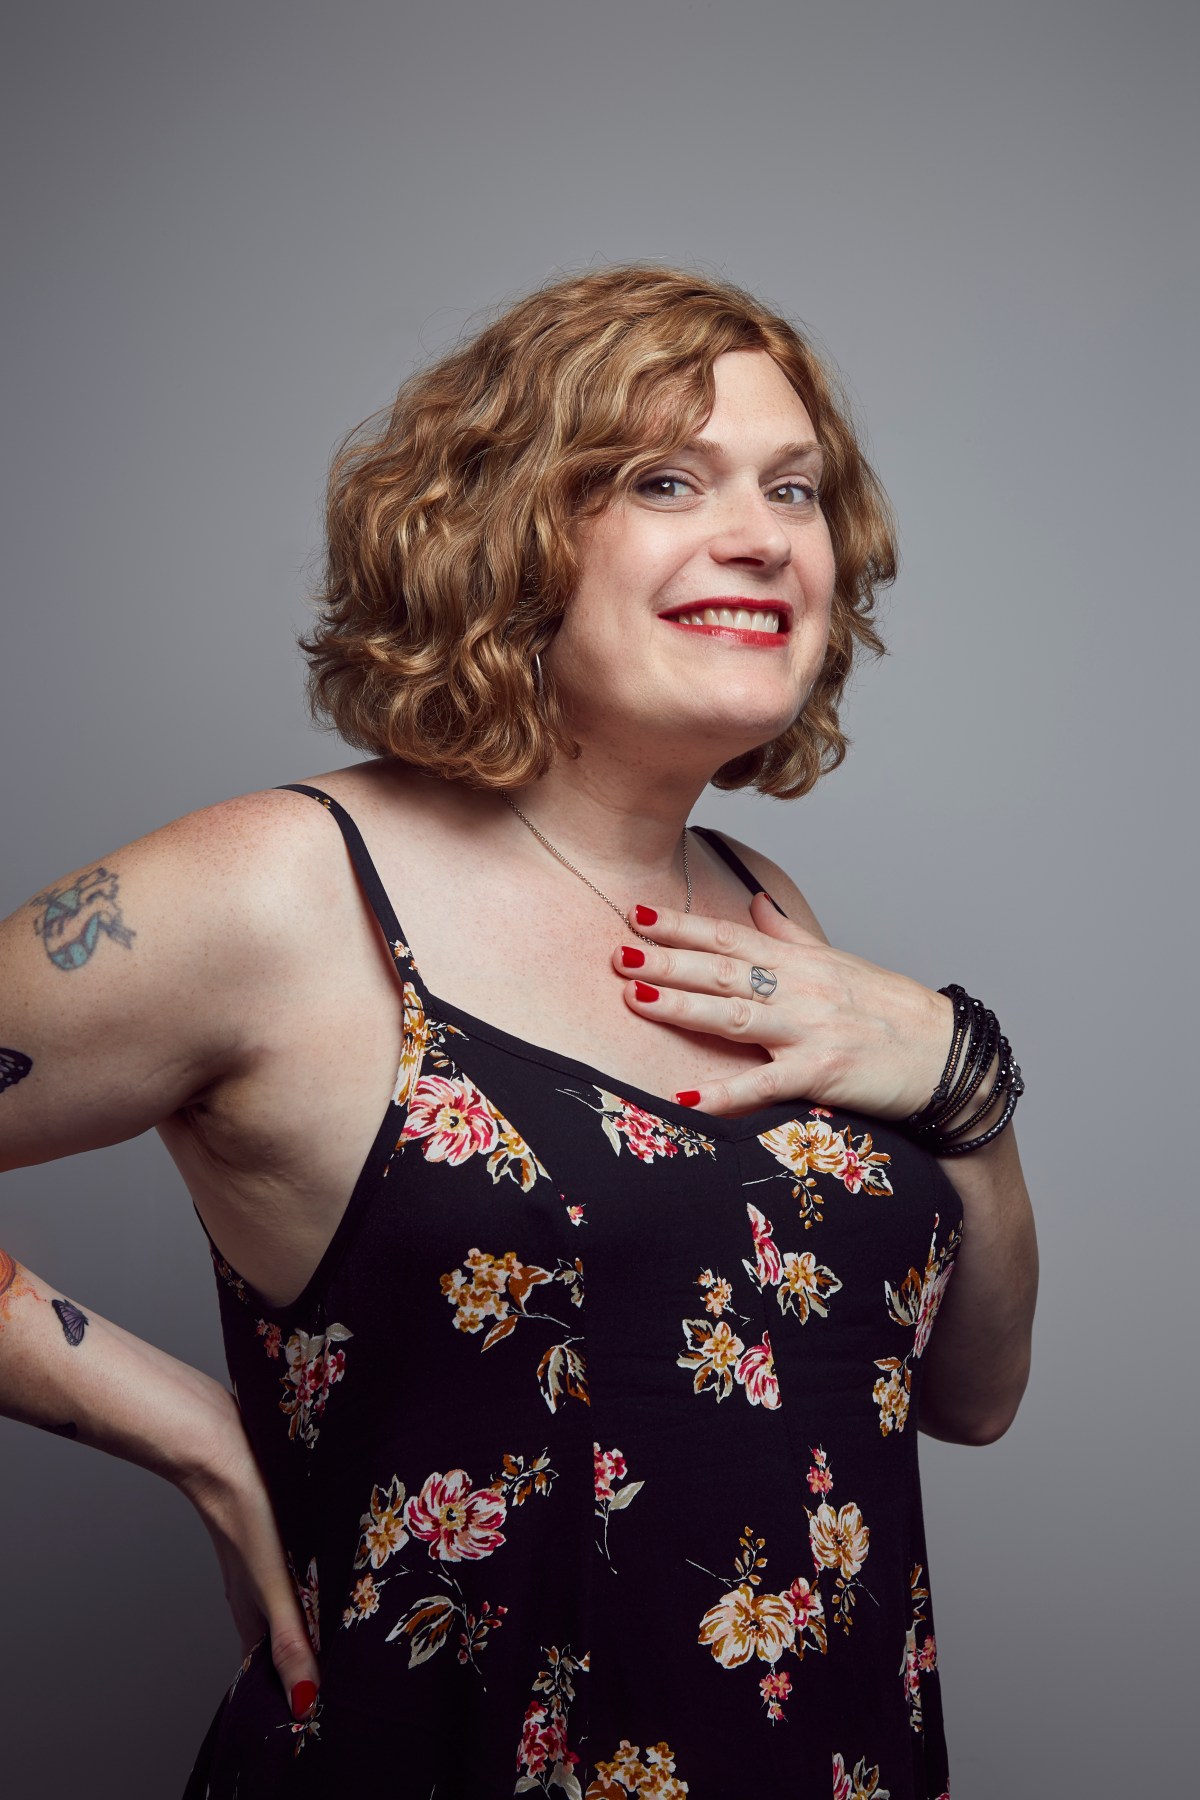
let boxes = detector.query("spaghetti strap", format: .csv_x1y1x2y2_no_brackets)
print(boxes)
689,824,790,919
276,783,408,951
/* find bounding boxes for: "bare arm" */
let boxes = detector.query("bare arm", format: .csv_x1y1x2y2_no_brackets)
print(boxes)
0,1248,320,1709
0,793,328,1711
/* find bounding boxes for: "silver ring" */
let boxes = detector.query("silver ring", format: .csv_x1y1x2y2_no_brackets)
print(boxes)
750,965,778,999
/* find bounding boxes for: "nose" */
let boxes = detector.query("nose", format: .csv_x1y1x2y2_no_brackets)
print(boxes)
706,482,793,574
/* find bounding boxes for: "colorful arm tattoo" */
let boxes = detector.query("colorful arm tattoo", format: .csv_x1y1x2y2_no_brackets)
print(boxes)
0,1048,33,1092
0,1248,88,1344
30,866,135,971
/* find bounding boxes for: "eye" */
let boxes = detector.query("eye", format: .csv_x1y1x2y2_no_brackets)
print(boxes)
767,480,819,507
634,473,695,501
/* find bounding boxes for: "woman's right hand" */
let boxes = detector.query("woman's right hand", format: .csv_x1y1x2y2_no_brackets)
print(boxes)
178,1391,321,1720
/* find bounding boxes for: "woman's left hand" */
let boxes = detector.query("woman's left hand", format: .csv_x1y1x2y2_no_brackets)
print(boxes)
613,893,953,1119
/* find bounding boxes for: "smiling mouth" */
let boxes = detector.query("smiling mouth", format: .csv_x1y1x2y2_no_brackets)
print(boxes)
659,601,790,640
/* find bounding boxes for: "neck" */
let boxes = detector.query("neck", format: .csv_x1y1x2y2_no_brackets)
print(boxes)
508,742,710,899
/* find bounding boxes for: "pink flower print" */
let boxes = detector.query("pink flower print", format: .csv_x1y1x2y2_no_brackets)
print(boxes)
832,1754,853,1800
518,1700,568,1779
593,1445,628,1507
624,1104,676,1161
840,1146,867,1191
745,1204,783,1287
760,1666,791,1722
913,1259,955,1359
785,1577,821,1628
278,1322,352,1448
735,1332,781,1410
918,1633,938,1672
566,1203,586,1227
404,1468,507,1562
401,1071,498,1165
807,1445,833,1490
581,1086,715,1163
255,1319,282,1359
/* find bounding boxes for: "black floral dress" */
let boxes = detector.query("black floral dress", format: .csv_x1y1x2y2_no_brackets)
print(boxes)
185,785,959,1800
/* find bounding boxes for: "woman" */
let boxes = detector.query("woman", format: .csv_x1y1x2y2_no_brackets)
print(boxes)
0,267,1036,1797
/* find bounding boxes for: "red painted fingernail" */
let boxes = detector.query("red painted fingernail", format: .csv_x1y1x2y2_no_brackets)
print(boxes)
675,1090,701,1107
291,1679,318,1720
634,905,658,927
634,981,660,1002
620,945,646,968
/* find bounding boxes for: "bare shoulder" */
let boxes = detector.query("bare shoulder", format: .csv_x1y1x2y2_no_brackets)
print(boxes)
710,830,829,944
0,777,370,1173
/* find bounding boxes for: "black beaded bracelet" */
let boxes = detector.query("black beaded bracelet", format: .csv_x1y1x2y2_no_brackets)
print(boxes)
903,985,1024,1155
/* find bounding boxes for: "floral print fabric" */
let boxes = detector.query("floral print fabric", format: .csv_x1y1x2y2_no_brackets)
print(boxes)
188,790,960,1800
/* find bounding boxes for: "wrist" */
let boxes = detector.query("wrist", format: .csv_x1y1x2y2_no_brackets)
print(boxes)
902,984,1024,1155
168,1378,256,1507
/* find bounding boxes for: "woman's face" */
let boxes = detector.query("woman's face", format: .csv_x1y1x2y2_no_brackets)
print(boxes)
547,348,837,770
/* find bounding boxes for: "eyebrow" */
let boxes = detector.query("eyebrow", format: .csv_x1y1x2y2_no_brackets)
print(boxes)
673,437,825,469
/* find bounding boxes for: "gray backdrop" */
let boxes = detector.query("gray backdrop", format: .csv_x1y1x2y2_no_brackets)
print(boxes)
2,2,1195,1794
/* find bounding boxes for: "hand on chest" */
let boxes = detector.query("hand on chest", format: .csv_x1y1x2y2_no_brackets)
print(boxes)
401,883,772,1100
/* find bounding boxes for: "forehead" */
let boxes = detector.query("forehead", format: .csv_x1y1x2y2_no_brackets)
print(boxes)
699,349,817,446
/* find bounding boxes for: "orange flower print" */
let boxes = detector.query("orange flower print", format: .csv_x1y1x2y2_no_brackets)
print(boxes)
441,1248,587,1412
677,1317,746,1400
809,1502,870,1582
392,982,429,1110
832,1753,891,1799
734,1332,781,1410
873,1212,962,1436
404,1468,507,1562
390,981,464,1110
759,1113,851,1179
753,1112,892,1225
694,1267,749,1323
695,1527,827,1723
353,1475,410,1571
341,1571,385,1629
586,1740,689,1798
872,1365,911,1435
704,1278,732,1316
778,1250,842,1323
698,1583,796,1668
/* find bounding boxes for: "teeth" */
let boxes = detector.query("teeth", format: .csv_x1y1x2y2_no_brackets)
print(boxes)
669,608,781,633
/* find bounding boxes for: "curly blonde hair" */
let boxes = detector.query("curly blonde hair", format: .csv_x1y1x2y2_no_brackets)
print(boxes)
301,265,896,798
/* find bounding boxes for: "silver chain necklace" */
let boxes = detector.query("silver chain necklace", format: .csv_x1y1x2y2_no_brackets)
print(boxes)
502,794,692,944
